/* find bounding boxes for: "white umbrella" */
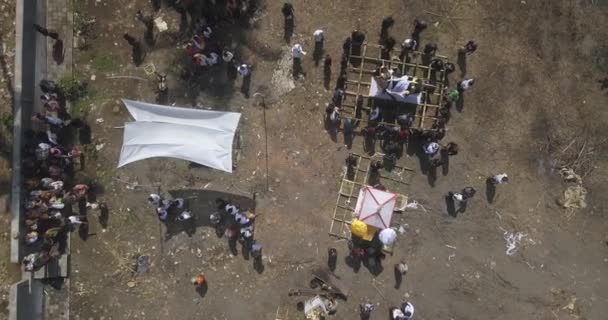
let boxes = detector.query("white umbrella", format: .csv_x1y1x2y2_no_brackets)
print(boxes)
379,228,397,245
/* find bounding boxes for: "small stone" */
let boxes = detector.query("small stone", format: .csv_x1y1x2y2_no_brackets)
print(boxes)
112,106,120,114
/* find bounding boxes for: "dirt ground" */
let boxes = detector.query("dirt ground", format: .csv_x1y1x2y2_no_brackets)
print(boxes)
64,0,608,319
0,0,18,319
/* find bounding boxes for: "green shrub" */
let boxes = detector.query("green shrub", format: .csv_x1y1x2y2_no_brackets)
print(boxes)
58,75,88,102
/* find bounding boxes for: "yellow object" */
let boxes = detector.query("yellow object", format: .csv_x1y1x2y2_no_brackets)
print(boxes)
350,219,376,241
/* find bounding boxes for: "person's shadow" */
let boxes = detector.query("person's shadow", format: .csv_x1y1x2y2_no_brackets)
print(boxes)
157,88,169,105
151,0,161,12
132,45,145,67
196,282,208,298
345,255,361,273
427,160,437,187
441,149,450,176
228,237,238,256
254,257,264,274
324,116,338,142
393,266,403,289
144,28,155,48
241,74,251,98
78,222,89,240
52,39,64,65
98,203,109,228
445,194,457,217
313,41,323,66
456,94,465,112
486,178,496,203
457,50,467,77
293,59,305,78
323,62,331,90
284,17,294,43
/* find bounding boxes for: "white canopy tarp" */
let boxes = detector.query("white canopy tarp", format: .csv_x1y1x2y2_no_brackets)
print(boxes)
118,99,241,173
369,76,422,104
354,186,397,229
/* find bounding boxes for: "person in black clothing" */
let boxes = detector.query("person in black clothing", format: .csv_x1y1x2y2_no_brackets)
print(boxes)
342,37,352,57
411,19,427,50
380,16,394,41
136,10,155,46
282,3,294,19
282,3,295,42
424,42,438,55
123,33,145,66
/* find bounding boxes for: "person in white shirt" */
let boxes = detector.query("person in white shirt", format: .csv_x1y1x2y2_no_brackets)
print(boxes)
493,173,509,184
222,50,234,62
157,207,168,221
401,301,415,319
292,44,306,59
206,52,219,66
177,210,192,221
68,215,87,225
235,212,250,225
313,30,324,43
451,192,464,202
225,203,239,216
148,193,162,206
458,78,475,91
424,141,440,155
391,307,406,320
237,64,251,77
173,198,185,209
369,106,381,121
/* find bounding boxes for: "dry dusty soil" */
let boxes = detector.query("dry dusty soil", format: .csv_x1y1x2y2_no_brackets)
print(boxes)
0,0,19,319
55,0,608,319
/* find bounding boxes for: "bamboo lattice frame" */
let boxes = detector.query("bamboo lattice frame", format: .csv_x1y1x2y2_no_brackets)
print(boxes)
342,42,450,131
328,153,413,245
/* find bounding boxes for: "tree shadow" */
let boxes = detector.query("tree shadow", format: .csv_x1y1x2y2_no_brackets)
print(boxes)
457,50,467,77
486,178,496,204
52,39,64,65
164,189,255,241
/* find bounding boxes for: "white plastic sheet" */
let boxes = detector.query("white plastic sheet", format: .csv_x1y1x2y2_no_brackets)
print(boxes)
355,186,396,229
118,99,241,173
379,228,397,245
369,76,422,104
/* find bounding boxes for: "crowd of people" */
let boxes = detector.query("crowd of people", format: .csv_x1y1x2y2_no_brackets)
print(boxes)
213,198,263,268
21,80,95,272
